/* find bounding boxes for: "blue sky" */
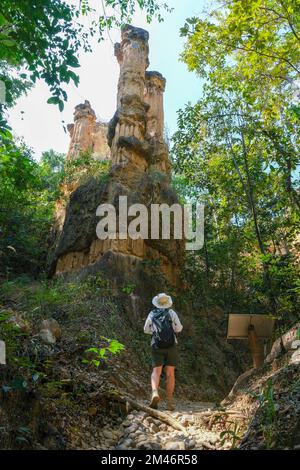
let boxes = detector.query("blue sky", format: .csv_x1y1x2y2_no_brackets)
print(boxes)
8,0,208,159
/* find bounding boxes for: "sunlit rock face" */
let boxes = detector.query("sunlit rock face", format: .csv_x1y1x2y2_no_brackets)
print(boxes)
53,101,111,233
92,122,111,161
49,24,185,297
67,100,111,161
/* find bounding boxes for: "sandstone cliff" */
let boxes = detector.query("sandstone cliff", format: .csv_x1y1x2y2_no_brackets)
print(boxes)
48,25,185,299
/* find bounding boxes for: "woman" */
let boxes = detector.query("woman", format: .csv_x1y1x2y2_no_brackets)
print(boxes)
144,293,183,411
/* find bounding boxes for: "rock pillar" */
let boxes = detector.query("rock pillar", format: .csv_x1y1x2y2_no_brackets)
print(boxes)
67,100,96,160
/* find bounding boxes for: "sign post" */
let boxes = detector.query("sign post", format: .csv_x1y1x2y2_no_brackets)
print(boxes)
227,314,275,368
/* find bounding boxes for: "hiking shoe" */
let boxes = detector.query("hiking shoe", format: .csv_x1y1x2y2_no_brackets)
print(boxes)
166,400,175,411
149,390,160,409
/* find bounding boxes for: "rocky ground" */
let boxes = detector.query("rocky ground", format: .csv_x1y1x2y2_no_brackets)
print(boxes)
114,402,224,451
56,401,224,451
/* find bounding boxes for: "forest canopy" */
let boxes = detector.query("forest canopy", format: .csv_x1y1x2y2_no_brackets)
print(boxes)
172,0,300,319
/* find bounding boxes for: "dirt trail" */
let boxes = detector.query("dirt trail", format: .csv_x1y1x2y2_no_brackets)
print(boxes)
110,399,234,450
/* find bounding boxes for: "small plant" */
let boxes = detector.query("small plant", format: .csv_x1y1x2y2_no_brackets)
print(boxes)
82,336,125,367
258,379,276,424
220,422,242,449
15,426,32,446
84,273,112,295
63,152,111,187
41,380,67,398
290,377,300,394
121,283,136,295
252,379,277,448
2,373,40,394
250,379,276,423
0,310,28,364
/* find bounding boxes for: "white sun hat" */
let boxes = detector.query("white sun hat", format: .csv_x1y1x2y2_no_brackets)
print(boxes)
152,293,173,309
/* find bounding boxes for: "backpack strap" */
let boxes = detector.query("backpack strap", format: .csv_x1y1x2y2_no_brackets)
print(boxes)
151,307,170,320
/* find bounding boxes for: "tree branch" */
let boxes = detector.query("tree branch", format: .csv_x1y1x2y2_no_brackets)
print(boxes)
278,0,300,42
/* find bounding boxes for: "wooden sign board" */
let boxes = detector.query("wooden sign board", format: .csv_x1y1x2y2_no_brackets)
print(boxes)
227,314,275,340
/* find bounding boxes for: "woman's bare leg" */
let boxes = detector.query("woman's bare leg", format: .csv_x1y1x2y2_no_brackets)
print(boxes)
149,366,163,408
165,366,175,405
151,365,163,391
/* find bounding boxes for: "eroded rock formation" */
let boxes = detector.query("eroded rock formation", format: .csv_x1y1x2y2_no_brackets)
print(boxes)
67,100,111,161
54,101,111,232
48,24,184,296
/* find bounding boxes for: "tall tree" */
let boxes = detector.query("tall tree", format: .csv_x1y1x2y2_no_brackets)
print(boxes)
172,0,300,317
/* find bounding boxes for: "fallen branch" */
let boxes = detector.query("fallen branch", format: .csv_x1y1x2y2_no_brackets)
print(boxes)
202,410,247,431
199,410,246,419
106,390,188,435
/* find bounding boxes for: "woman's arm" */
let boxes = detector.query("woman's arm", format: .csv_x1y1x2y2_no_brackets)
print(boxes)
143,313,153,334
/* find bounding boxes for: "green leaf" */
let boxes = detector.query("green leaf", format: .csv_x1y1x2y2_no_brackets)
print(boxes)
97,349,107,358
92,359,100,367
0,39,16,47
0,13,9,26
85,347,98,353
47,97,60,105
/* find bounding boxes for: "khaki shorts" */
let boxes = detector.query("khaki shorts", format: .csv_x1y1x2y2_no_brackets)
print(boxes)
151,344,178,368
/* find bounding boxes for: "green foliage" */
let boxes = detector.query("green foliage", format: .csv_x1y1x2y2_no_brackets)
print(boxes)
27,282,72,315
2,373,39,393
63,152,111,188
0,0,87,112
257,379,276,425
0,308,44,399
172,0,300,320
256,379,277,448
220,422,242,449
121,283,136,295
0,143,112,279
0,275,114,322
0,310,27,365
82,272,113,296
15,426,32,446
96,0,172,26
248,378,278,448
82,336,125,367
180,0,300,113
0,144,66,278
39,149,65,200
0,0,167,115
41,379,69,398
290,377,300,393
